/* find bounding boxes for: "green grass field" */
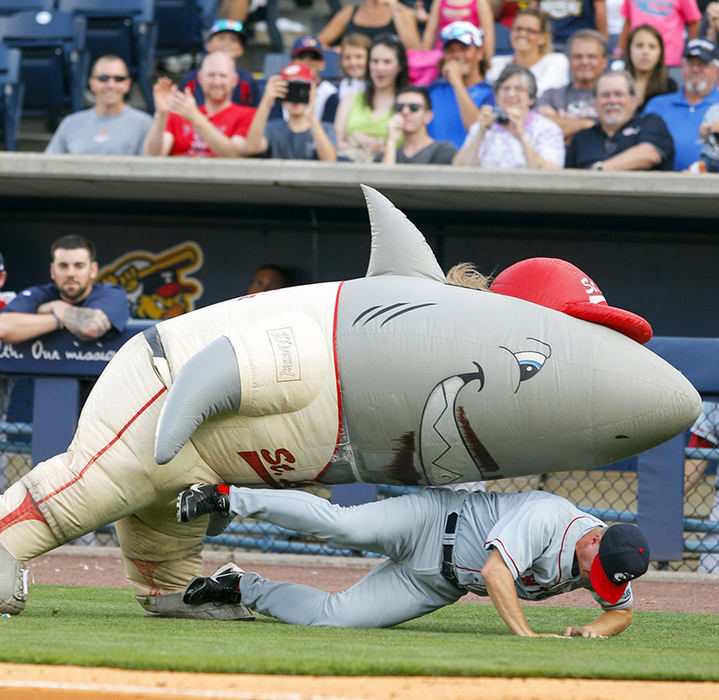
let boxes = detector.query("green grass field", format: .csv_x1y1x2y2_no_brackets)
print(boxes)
1,585,717,681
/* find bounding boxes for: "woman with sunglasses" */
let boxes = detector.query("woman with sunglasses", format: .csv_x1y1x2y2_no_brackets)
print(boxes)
624,24,677,113
318,0,421,50
452,64,564,168
485,9,569,97
335,35,410,161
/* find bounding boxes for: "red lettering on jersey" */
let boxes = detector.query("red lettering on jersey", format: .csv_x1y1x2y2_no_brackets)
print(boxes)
521,573,537,586
239,448,298,486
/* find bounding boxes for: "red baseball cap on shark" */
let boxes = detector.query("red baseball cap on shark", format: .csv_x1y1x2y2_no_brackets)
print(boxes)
590,524,650,603
489,257,652,344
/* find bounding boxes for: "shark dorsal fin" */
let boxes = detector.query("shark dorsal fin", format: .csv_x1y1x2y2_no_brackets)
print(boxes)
362,185,446,282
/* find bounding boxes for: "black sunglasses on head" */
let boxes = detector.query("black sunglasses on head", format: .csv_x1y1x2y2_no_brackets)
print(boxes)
94,75,129,82
394,102,422,112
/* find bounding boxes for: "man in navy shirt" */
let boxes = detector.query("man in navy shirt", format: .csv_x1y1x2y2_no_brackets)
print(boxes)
565,69,674,170
0,235,129,344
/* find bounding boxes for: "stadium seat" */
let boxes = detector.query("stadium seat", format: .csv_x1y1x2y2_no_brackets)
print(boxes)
0,1,55,17
0,10,88,129
57,0,157,110
262,50,341,80
0,43,23,150
154,0,220,58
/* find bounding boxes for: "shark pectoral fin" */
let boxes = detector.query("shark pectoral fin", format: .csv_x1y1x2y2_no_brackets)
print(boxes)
361,185,447,283
154,335,241,465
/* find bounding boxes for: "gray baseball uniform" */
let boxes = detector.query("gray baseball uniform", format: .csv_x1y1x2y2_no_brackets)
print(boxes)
688,399,719,573
230,487,633,627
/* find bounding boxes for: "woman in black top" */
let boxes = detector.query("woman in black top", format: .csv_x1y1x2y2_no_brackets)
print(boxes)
625,24,678,113
318,0,421,49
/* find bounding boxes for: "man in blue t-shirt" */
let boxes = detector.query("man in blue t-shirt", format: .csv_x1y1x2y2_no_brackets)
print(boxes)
0,235,129,344
427,22,495,149
643,38,719,171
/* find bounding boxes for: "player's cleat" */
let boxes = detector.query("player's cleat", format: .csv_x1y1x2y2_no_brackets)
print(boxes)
0,543,30,615
183,562,244,606
138,591,254,620
206,510,235,537
177,483,230,523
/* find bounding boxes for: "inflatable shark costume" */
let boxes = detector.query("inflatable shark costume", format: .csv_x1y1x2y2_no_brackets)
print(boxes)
0,186,701,617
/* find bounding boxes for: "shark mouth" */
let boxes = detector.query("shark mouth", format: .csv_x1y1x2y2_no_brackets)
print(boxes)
418,366,500,485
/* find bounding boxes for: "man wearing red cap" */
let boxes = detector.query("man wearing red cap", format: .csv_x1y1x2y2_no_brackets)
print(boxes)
245,63,337,161
176,484,650,637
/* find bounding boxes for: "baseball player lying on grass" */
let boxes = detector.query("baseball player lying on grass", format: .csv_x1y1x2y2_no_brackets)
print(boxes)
177,483,650,637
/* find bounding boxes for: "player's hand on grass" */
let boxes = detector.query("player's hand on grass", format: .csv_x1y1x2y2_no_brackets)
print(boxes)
531,632,567,638
562,626,607,639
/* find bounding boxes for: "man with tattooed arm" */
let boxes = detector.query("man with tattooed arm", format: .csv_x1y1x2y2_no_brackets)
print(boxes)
0,236,128,345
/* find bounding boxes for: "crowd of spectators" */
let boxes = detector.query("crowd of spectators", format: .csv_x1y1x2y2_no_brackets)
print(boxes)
31,0,719,173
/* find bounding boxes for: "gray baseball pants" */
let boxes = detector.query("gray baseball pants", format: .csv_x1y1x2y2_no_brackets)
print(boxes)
229,487,468,627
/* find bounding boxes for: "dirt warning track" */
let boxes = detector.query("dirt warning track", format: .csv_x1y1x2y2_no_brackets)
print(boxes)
1,665,719,700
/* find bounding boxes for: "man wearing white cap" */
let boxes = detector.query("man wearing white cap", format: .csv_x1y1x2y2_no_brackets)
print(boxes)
427,21,495,149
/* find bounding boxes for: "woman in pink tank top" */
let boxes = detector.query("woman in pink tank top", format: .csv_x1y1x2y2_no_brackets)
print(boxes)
421,0,495,56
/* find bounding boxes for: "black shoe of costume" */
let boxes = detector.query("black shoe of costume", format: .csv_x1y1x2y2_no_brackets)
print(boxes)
177,483,230,523
183,563,244,606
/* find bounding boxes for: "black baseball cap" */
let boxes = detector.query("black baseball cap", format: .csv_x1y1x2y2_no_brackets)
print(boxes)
590,524,650,603
684,38,718,64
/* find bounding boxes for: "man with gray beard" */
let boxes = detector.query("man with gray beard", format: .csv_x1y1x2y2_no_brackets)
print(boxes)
565,69,674,170
643,38,719,170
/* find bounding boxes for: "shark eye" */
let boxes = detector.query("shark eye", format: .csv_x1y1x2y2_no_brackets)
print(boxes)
514,351,547,383
501,339,552,393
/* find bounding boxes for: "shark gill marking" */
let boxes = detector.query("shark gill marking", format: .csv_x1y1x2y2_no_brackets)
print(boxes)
352,305,382,325
380,303,437,327
352,302,438,327
455,405,500,473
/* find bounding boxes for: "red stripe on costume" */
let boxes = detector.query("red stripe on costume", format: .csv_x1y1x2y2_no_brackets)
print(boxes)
316,281,344,480
0,489,47,533
39,387,168,504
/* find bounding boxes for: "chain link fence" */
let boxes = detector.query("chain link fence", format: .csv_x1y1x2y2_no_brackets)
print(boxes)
1,372,717,572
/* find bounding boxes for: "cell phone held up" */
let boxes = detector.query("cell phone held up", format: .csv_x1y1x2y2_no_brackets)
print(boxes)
284,81,310,104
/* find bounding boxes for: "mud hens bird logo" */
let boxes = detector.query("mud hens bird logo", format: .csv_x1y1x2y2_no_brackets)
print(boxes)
98,242,204,320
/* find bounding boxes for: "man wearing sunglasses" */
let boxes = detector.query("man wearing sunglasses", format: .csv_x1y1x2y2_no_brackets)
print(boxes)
45,55,152,155
377,86,456,163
